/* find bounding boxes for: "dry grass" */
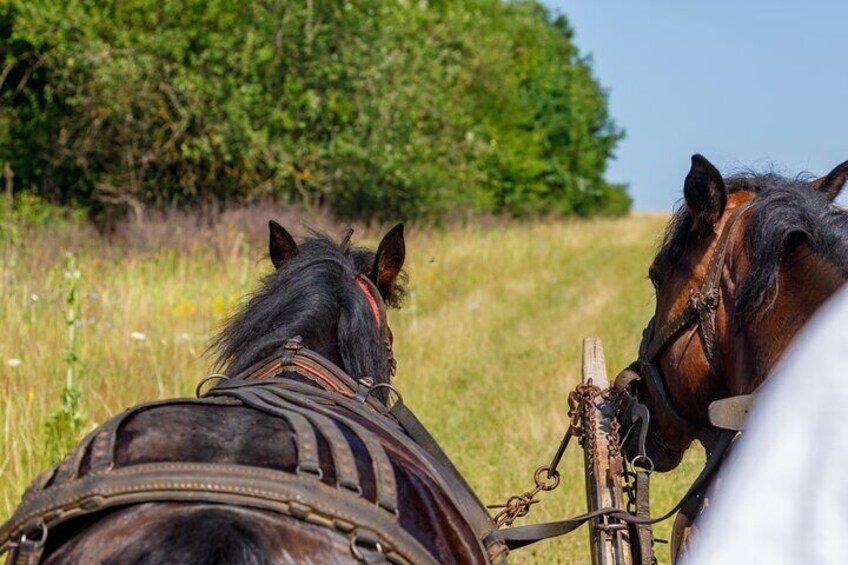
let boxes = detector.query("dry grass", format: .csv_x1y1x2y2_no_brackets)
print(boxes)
0,213,704,563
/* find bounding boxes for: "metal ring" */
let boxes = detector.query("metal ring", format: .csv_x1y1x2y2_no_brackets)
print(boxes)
195,373,230,398
349,531,384,561
296,464,325,481
20,520,48,547
629,454,655,475
338,481,364,497
366,383,404,406
534,466,561,491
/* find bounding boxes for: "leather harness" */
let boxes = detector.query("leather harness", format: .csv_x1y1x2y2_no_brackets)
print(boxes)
0,275,506,564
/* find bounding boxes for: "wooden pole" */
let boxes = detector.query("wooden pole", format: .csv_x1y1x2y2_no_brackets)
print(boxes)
582,337,633,565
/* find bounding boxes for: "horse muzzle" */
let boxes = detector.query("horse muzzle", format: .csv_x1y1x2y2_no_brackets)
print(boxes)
615,366,688,473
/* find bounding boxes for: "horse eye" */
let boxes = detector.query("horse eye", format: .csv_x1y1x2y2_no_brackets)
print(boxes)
648,267,662,290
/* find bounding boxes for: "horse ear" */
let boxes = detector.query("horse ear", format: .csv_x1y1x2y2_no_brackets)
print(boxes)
684,154,726,231
812,160,848,201
372,223,405,299
268,220,298,269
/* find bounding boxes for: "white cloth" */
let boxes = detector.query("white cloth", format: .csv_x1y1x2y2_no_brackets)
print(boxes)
685,284,848,564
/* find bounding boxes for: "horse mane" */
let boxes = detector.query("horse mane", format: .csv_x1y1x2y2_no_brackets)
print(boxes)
212,231,406,381
654,171,848,319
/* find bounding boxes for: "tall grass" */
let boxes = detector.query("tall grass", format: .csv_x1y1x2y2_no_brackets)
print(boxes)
0,213,703,564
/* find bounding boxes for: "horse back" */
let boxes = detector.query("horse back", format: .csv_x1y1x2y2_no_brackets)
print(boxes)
3,388,493,564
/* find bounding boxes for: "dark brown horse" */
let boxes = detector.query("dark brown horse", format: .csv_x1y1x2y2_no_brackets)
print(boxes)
622,154,848,556
0,223,502,564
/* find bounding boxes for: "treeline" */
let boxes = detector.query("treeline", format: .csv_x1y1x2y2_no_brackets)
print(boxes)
0,0,629,221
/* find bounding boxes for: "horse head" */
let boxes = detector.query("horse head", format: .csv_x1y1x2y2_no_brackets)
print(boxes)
214,222,406,386
622,154,848,472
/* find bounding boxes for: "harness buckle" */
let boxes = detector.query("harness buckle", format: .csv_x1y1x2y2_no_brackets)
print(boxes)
686,294,701,312
281,337,304,366
350,530,385,562
703,290,719,310
354,378,375,404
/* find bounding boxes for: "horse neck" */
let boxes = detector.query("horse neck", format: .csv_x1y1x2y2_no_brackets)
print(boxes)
724,244,844,394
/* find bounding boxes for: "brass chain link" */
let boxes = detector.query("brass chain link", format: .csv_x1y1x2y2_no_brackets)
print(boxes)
489,383,602,528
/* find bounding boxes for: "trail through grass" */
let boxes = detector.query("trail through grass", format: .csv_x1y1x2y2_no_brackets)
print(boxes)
0,215,703,563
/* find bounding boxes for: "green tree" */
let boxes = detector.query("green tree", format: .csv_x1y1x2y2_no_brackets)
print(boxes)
0,0,629,221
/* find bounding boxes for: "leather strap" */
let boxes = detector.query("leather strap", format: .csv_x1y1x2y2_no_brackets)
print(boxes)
11,538,43,565
388,401,484,512
216,377,498,550
214,387,323,476
51,427,101,485
389,400,507,557
632,471,654,564
213,385,398,513
645,201,753,368
228,382,496,550
638,357,705,441
24,396,242,499
0,462,436,564
486,430,735,550
209,385,398,515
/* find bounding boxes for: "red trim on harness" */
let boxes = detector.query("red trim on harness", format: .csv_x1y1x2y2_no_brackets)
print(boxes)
354,277,382,329
292,360,349,394
255,359,350,395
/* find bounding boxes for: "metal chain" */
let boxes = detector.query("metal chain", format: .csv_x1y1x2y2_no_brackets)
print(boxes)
580,384,601,478
489,383,601,528
608,386,641,515
608,386,638,513
606,389,624,477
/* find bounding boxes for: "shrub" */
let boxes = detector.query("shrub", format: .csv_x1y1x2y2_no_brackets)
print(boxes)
0,0,628,221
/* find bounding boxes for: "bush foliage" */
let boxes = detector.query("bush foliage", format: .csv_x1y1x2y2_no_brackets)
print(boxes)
0,0,629,220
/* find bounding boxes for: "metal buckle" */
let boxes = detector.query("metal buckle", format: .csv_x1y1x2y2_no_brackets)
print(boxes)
281,337,304,366
354,377,375,404
350,530,384,562
18,520,48,554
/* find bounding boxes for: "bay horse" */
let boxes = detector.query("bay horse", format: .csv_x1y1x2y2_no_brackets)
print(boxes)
621,154,848,558
0,223,504,564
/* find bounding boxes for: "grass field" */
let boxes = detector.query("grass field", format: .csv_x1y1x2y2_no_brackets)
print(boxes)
0,214,706,563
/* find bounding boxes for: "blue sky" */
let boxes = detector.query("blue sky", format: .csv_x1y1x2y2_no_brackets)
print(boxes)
544,1,848,210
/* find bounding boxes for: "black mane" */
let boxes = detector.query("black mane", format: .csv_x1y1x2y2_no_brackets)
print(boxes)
654,172,848,318
213,232,400,382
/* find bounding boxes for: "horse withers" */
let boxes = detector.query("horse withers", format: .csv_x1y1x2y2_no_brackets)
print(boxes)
619,154,848,558
0,223,505,564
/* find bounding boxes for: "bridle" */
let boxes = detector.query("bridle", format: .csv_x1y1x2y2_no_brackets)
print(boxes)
354,274,397,380
619,200,754,459
198,271,398,398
